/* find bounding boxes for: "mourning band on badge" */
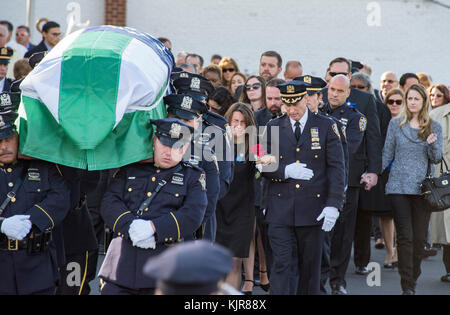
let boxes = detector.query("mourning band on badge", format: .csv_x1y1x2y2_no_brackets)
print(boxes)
340,118,348,126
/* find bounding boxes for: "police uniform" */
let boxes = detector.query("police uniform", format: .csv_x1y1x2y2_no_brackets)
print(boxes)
98,118,207,295
321,90,371,294
261,82,345,295
0,47,13,92
171,71,234,241
0,92,70,294
144,240,234,295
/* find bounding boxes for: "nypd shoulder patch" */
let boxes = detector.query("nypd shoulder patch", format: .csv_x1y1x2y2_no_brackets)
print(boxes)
359,116,367,132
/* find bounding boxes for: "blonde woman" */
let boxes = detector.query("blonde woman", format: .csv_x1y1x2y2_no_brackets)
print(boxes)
382,84,443,295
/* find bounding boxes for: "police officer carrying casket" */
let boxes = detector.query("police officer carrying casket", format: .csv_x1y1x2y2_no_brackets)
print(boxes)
260,80,345,295
0,91,70,294
164,93,220,241
98,118,207,295
171,71,234,241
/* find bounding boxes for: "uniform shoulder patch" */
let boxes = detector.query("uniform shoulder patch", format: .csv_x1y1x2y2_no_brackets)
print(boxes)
359,116,367,132
198,173,206,191
341,125,347,141
332,123,341,140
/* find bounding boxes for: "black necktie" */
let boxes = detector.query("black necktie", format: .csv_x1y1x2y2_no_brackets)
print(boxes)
294,121,301,141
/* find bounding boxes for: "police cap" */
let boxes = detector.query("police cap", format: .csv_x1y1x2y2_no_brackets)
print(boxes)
150,118,194,148
0,47,13,65
171,71,215,99
277,80,308,105
143,240,233,295
164,93,208,120
294,75,327,95
0,92,20,140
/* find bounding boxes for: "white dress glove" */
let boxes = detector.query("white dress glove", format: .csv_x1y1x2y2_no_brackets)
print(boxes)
316,207,340,232
134,235,156,249
1,215,32,240
129,219,155,247
285,163,314,180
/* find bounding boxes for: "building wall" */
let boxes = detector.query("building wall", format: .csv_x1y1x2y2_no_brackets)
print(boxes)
126,0,450,84
2,0,449,84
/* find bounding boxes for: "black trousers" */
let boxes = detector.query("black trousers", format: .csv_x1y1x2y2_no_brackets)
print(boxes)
353,210,372,268
268,223,324,295
390,194,430,292
329,186,359,288
255,206,272,277
100,281,155,295
56,250,98,295
444,245,450,274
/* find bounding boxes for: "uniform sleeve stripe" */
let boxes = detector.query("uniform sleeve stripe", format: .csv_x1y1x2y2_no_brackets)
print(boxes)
34,204,55,228
113,211,131,232
169,211,181,241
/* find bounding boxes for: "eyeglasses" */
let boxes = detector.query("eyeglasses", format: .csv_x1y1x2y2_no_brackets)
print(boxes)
222,68,235,73
352,85,367,90
387,99,402,105
245,83,262,90
329,72,348,77
430,93,443,98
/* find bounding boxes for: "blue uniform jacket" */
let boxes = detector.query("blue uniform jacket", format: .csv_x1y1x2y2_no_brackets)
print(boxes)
0,160,70,294
261,109,345,226
98,162,207,289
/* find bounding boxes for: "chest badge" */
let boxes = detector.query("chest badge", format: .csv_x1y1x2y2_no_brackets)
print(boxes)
27,168,41,181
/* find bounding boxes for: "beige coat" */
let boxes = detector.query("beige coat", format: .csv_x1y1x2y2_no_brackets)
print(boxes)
429,104,450,244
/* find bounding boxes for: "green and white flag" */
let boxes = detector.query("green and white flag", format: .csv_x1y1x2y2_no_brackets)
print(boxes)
19,26,174,170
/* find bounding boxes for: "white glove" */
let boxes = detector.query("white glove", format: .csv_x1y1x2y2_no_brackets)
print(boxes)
285,163,314,180
0,215,32,240
316,207,340,232
129,219,155,246
134,235,156,249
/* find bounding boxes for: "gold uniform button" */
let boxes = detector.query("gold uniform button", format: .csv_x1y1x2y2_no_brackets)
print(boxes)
278,193,281,197
314,155,318,158
147,192,152,197
296,184,300,189
317,194,321,198
280,155,283,159
175,193,179,197
37,189,41,192
296,160,300,163
152,177,156,182
7,168,12,173
165,238,168,242
296,148,300,152
128,188,132,192
8,182,13,187
11,198,16,203
156,169,161,173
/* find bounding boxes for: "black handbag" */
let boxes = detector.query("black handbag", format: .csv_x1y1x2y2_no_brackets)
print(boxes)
420,158,450,212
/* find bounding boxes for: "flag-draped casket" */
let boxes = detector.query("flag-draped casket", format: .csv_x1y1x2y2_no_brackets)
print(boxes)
18,26,174,170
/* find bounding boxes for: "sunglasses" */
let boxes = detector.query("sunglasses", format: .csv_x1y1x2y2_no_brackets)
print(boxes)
352,85,367,90
16,31,28,37
222,68,235,73
245,83,262,91
329,72,348,77
387,99,402,105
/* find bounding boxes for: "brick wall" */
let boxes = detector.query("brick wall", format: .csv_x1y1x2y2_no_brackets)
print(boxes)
105,0,127,26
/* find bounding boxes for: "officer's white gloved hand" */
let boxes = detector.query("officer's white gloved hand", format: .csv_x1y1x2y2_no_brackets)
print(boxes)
129,219,155,246
134,235,156,249
0,215,32,240
316,207,339,232
285,163,314,180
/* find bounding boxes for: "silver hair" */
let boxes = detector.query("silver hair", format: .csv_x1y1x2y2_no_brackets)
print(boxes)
0,24,9,37
351,72,374,94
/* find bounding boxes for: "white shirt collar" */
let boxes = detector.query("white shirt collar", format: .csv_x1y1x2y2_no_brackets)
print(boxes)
289,109,308,131
0,77,5,92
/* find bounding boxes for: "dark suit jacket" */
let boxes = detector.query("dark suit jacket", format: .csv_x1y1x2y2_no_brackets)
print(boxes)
24,40,48,58
261,110,345,226
323,87,382,187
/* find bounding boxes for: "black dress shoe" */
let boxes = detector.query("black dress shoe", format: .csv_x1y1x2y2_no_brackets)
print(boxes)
441,273,450,282
422,246,438,258
355,266,369,275
402,289,415,295
331,285,348,295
